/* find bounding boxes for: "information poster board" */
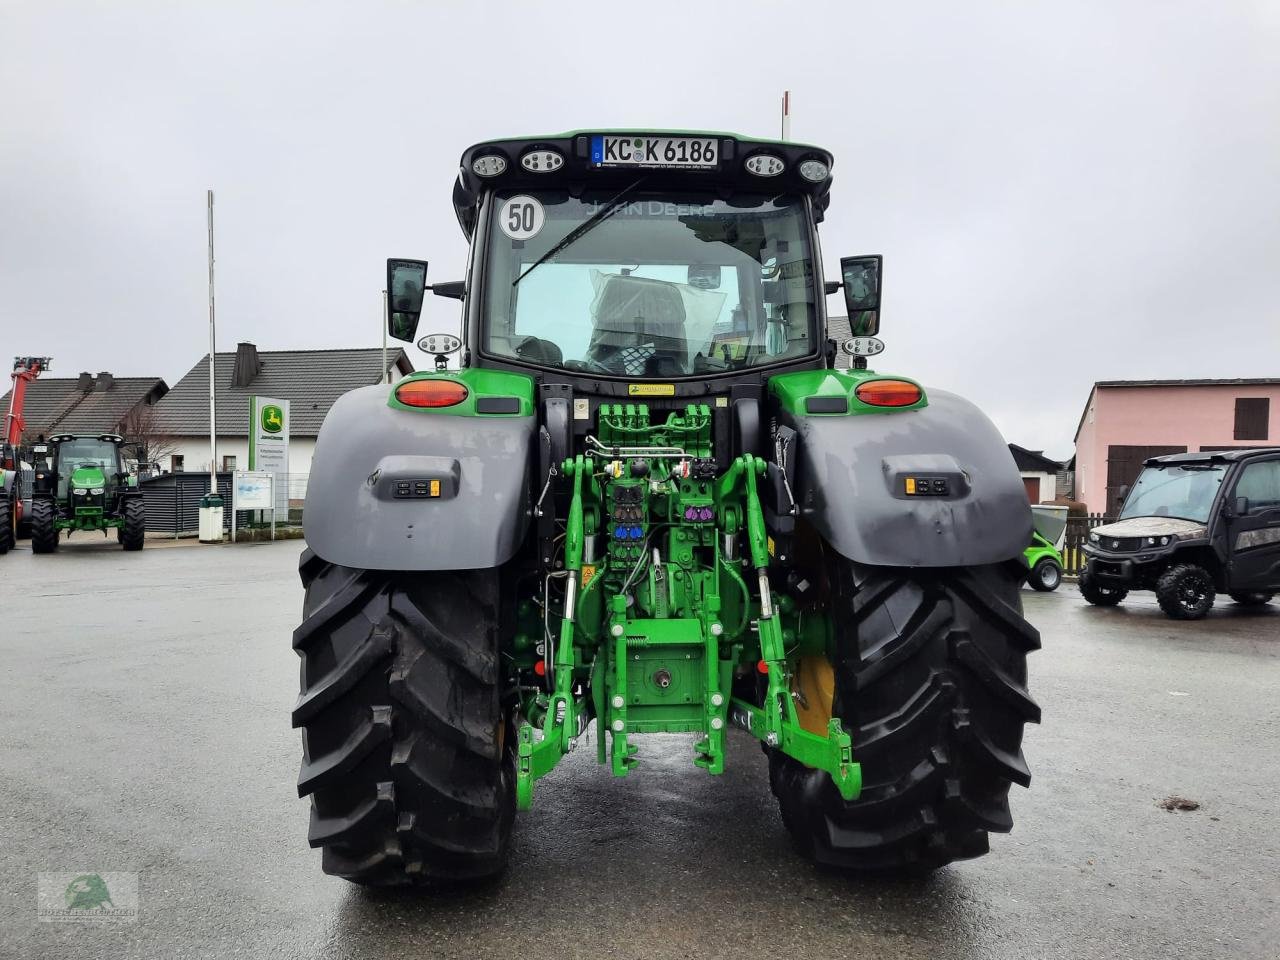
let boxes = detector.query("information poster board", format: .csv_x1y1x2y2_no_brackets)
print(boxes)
248,395,290,514
232,470,275,541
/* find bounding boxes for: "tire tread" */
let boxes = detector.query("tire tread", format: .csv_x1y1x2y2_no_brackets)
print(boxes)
770,561,1039,872
0,492,13,555
293,555,514,885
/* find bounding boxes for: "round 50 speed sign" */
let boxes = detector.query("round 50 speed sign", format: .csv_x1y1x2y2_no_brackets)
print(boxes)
499,195,545,241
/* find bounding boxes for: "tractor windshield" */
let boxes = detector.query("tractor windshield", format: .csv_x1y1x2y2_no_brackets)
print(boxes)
481,190,818,377
55,438,120,493
1119,463,1227,523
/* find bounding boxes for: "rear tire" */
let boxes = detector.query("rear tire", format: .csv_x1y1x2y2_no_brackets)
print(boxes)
1079,567,1126,606
1029,558,1061,592
1228,591,1273,606
770,560,1040,873
30,498,58,554
293,549,515,885
1155,563,1215,620
120,498,145,550
0,492,13,555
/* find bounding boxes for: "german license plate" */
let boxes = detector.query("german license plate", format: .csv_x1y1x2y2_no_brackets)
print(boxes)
591,134,718,170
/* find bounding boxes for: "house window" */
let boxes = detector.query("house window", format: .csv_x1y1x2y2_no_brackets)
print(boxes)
171,455,184,473
222,455,237,471
1234,398,1270,441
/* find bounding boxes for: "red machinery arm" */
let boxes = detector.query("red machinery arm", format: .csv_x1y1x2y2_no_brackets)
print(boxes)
4,356,52,466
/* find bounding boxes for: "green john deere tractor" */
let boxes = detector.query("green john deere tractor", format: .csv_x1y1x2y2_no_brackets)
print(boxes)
30,434,145,553
295,130,1040,884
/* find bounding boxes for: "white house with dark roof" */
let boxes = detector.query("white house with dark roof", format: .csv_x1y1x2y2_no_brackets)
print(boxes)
0,370,168,441
151,342,413,477
1007,444,1063,504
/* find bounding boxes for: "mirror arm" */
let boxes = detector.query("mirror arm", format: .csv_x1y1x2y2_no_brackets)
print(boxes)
823,280,841,296
429,281,467,301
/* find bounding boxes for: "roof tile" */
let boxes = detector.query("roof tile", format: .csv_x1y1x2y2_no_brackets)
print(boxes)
151,347,411,437
0,377,167,438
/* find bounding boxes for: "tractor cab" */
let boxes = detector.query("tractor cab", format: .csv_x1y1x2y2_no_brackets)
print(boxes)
36,434,127,500
388,131,884,387
30,434,145,553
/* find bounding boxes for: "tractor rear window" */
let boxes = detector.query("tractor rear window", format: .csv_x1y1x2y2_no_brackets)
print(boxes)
481,190,818,377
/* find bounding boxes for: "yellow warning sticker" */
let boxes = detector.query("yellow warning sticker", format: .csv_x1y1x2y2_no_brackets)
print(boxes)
580,564,597,587
767,536,776,557
429,479,441,497
905,477,916,495
628,383,675,396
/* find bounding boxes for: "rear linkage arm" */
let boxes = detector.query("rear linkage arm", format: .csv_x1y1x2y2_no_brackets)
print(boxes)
517,453,590,810
720,455,860,802
515,453,860,810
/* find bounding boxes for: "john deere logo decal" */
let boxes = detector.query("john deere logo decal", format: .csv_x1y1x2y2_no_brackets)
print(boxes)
38,870,138,923
65,874,113,911
261,405,284,434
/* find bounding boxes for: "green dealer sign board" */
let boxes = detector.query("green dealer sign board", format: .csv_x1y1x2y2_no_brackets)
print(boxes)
249,396,290,511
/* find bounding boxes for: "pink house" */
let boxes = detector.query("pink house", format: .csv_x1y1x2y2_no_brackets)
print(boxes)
1074,379,1279,514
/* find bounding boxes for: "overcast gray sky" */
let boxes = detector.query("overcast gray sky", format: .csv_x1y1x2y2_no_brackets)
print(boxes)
3,1,1277,459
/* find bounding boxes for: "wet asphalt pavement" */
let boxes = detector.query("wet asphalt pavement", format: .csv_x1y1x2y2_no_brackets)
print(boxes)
0,538,1277,960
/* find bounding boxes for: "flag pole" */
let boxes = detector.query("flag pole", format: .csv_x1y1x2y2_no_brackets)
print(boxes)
207,189,218,495
199,188,225,542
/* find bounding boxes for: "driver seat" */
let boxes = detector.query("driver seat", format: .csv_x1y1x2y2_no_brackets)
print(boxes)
586,274,687,376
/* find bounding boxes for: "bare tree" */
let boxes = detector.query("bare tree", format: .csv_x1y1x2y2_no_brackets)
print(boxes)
118,404,178,469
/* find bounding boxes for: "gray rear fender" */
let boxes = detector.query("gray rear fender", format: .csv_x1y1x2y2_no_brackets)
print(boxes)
786,388,1031,568
303,384,535,571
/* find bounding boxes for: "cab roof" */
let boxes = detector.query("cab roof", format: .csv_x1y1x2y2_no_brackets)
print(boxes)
50,433,124,444
1147,447,1280,466
452,130,835,238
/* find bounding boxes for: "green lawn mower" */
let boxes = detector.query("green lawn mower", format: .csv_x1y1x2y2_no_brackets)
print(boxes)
30,434,145,553
294,130,1041,884
1024,505,1067,591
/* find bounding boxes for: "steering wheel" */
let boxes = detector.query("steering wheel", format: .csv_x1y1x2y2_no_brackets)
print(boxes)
565,356,618,375
514,336,563,366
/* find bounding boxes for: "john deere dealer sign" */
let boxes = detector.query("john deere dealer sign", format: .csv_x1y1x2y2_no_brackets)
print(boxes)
248,396,289,512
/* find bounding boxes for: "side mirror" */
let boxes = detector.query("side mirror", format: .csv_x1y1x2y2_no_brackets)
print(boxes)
839,255,882,336
387,259,429,342
1228,496,1250,518
1115,483,1130,505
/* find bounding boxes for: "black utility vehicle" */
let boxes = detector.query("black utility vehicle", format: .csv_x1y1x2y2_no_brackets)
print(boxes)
1080,448,1280,619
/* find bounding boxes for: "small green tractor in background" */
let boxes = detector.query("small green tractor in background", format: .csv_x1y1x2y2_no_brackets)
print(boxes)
295,130,1040,884
30,434,145,553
